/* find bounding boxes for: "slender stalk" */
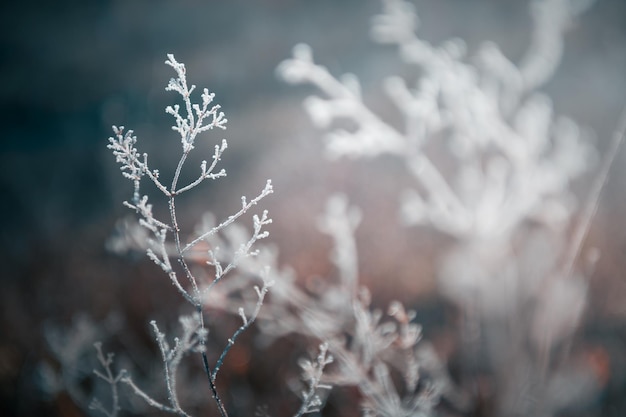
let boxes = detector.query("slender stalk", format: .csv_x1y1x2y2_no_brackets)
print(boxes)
196,305,230,417
560,107,626,279
168,150,201,299
170,151,230,417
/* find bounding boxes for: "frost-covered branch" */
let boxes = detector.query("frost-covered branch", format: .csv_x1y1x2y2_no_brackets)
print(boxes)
164,54,228,153
184,180,274,255
117,314,207,417
89,343,126,417
294,343,334,417
212,273,274,382
104,54,274,417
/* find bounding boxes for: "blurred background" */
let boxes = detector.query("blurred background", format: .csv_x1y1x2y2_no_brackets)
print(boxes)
1,0,626,416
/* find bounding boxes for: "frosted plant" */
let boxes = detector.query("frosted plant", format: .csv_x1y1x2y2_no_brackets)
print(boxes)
99,54,278,417
278,0,623,415
207,195,456,417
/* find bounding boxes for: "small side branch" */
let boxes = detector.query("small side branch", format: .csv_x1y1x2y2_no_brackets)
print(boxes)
294,343,334,417
121,375,190,417
89,343,125,417
212,277,274,381
184,180,274,254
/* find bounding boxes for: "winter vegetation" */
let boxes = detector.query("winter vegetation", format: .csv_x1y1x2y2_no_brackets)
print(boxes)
40,0,626,416
100,55,275,417
277,0,625,415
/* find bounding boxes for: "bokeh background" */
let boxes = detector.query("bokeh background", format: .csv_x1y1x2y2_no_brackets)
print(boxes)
1,0,626,416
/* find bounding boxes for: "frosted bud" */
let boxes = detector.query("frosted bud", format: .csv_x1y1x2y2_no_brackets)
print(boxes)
292,43,313,62
388,300,405,319
276,61,307,84
304,96,333,128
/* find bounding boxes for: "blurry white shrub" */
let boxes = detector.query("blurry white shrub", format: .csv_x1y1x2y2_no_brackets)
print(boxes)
277,0,620,415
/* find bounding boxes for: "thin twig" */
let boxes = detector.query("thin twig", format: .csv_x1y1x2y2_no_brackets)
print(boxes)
196,306,230,417
561,107,626,279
